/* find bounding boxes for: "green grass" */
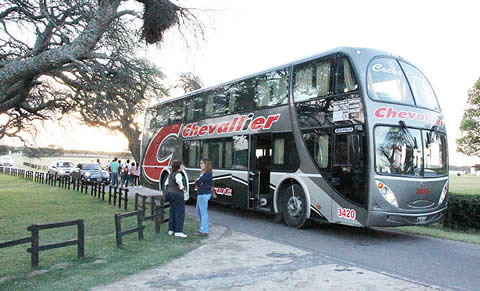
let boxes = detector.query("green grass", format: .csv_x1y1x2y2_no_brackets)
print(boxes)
449,174,480,195
0,175,203,290
394,223,480,244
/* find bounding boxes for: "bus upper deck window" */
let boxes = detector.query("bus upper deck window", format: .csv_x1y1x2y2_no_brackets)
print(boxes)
367,58,414,106
336,58,358,94
294,59,333,102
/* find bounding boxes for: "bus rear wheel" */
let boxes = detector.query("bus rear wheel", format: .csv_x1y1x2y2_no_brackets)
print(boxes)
281,183,307,228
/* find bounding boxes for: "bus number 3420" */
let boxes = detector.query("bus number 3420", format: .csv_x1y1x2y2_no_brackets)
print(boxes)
338,208,356,220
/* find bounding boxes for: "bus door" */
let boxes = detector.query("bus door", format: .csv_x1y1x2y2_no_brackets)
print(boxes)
248,134,272,209
330,128,367,207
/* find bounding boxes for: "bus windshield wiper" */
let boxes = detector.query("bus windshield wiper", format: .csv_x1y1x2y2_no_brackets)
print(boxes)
399,121,417,149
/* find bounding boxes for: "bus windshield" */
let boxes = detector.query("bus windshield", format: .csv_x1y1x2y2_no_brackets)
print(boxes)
375,126,447,177
368,58,439,111
375,126,422,176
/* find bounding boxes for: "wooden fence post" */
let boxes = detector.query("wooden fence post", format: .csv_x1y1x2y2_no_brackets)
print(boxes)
30,225,39,267
115,214,122,247
137,210,144,241
118,189,122,208
124,189,129,210
113,187,118,206
78,220,84,259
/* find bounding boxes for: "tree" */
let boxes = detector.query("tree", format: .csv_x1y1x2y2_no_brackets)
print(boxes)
175,72,204,93
70,56,168,163
457,78,480,156
0,0,202,141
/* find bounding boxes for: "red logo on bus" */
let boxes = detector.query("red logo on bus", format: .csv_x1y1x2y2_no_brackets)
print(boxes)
213,187,232,196
416,187,430,195
375,107,444,126
142,124,182,182
182,113,280,138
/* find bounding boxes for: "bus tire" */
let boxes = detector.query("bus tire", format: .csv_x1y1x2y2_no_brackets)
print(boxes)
281,183,307,228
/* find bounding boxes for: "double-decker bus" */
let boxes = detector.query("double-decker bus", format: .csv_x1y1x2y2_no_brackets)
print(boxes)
140,47,448,228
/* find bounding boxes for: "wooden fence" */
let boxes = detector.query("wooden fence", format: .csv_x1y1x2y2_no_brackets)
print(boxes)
0,219,84,267
113,193,170,247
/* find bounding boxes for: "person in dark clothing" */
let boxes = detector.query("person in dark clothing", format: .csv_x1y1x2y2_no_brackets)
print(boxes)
193,158,213,236
164,160,187,238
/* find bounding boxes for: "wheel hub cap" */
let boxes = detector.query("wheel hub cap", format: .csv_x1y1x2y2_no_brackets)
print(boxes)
287,196,302,217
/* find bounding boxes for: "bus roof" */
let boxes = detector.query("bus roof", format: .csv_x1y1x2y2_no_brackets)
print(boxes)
148,47,391,109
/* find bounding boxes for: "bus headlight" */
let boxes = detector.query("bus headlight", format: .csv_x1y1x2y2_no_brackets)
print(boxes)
375,180,399,208
438,182,448,205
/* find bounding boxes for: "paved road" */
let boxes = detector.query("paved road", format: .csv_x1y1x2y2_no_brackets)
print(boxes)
184,203,480,291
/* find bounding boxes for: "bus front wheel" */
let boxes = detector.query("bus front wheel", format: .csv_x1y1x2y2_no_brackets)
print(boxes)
281,183,307,228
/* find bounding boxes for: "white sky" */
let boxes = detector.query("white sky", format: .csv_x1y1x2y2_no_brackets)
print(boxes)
5,0,480,165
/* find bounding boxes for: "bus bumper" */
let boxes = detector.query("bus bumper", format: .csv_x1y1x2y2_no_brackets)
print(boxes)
366,206,447,227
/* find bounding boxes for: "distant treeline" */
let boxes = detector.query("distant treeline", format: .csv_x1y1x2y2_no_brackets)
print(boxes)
0,145,130,158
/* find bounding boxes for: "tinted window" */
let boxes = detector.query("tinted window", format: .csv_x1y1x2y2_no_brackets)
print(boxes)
185,98,194,122
233,136,248,170
293,58,334,102
400,61,439,111
375,126,422,176
167,101,184,124
183,140,200,167
225,140,233,168
255,70,288,107
367,58,414,105
336,57,358,94
272,133,300,171
155,106,168,127
228,79,255,113
145,108,156,129
212,89,230,116
192,95,206,120
303,131,330,169
83,164,102,171
58,162,74,168
335,134,348,165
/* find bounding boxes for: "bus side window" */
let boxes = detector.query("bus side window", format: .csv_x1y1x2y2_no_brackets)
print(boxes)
232,136,248,170
155,107,168,127
213,89,230,116
183,141,200,168
192,94,206,120
302,131,330,169
205,91,214,118
349,134,362,167
168,100,184,124
231,79,255,113
293,58,334,102
272,133,300,171
224,140,233,169
255,69,288,108
334,134,348,165
185,98,195,122
335,57,358,94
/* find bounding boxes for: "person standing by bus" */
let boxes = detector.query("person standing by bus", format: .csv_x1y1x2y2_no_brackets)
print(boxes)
164,160,188,238
110,158,120,186
193,158,213,236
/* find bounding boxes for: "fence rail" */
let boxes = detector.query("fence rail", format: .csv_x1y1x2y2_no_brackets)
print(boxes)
0,219,84,267
1,166,167,258
114,209,145,247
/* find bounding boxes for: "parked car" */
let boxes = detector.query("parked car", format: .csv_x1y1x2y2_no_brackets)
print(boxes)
71,163,109,184
0,155,14,167
48,161,75,177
